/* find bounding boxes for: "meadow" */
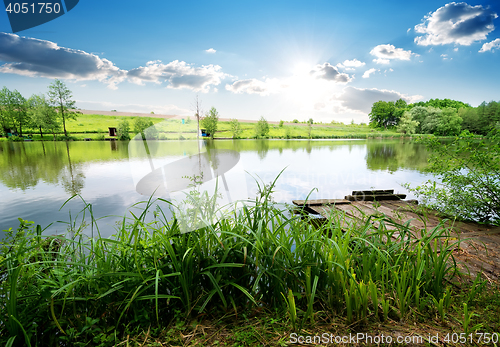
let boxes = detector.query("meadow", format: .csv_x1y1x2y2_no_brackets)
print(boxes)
1,113,403,141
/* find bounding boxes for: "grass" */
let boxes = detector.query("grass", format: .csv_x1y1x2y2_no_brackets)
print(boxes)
5,113,405,141
1,174,499,346
65,114,163,134
216,121,402,139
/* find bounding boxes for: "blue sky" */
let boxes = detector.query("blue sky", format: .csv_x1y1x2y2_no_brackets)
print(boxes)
1,0,499,123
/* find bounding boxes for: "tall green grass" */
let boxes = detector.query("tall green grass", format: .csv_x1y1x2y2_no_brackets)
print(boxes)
0,176,464,345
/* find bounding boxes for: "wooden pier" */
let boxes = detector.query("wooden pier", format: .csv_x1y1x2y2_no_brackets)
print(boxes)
293,190,500,282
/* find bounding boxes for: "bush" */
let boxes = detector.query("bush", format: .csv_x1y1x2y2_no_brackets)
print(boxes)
229,118,242,138
405,132,500,225
201,107,219,139
254,116,269,138
134,118,158,140
117,119,131,140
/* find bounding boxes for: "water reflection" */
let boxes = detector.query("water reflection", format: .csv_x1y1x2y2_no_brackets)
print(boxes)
0,141,130,191
0,139,430,238
365,140,428,172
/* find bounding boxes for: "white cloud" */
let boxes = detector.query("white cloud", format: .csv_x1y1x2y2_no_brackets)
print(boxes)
127,60,228,92
479,38,500,52
362,68,378,78
441,54,452,60
205,48,216,53
226,62,352,97
0,33,229,92
414,2,498,46
337,59,365,69
374,58,390,65
0,32,126,89
334,87,422,114
309,62,352,83
370,44,414,64
225,78,282,96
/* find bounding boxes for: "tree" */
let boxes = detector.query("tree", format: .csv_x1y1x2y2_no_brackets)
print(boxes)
397,111,419,135
28,94,59,139
409,98,471,111
134,118,157,140
229,118,242,138
201,107,219,139
435,108,462,136
279,120,284,127
394,98,407,125
307,118,313,138
193,95,203,141
459,107,480,134
6,90,27,136
420,107,462,136
47,79,78,137
117,119,131,140
369,101,394,128
0,88,28,136
369,98,408,129
405,133,500,225
477,101,500,135
409,106,432,134
394,98,408,110
0,87,13,134
254,116,269,138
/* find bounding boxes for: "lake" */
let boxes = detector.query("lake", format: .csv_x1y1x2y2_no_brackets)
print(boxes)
0,138,431,238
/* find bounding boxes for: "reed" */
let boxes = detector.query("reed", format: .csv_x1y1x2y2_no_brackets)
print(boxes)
0,174,468,345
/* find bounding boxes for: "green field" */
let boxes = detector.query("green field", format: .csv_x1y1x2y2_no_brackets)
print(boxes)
1,113,404,141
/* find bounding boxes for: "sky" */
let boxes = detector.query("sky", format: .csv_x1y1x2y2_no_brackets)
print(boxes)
1,0,499,123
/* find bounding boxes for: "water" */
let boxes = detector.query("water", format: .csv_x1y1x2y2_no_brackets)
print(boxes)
0,138,431,238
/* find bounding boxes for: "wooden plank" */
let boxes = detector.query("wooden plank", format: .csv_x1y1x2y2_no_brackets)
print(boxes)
363,201,433,232
380,201,444,229
382,200,495,235
292,205,321,215
348,202,401,232
345,194,406,201
352,189,394,195
292,199,351,206
290,194,500,280
334,203,389,232
310,205,360,230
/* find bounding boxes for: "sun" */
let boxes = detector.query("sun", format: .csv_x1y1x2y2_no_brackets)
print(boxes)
291,62,313,77
283,62,339,111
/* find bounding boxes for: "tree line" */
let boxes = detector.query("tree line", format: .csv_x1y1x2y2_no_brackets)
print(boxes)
369,98,500,136
0,80,78,139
